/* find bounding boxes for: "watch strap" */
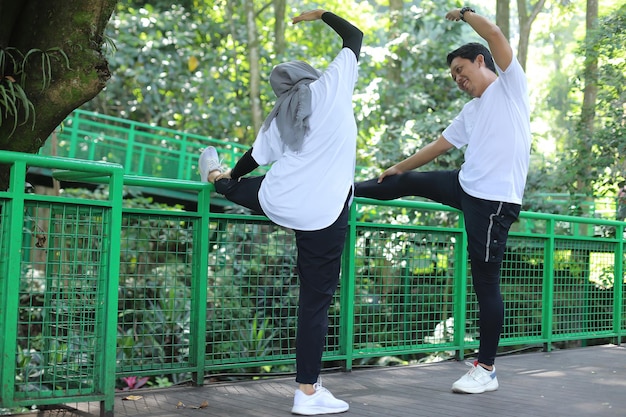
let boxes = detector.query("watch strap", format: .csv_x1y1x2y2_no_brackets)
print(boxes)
460,7,475,22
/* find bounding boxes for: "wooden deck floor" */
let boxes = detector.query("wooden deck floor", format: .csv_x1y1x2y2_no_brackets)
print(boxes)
30,344,626,417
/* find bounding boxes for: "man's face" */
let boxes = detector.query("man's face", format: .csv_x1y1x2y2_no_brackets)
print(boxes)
449,55,484,97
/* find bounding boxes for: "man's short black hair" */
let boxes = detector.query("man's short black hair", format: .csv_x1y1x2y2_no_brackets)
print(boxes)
447,42,496,74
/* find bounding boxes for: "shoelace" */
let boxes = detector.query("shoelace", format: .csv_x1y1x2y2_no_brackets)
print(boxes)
207,158,223,172
313,377,330,394
464,361,479,376
465,360,493,379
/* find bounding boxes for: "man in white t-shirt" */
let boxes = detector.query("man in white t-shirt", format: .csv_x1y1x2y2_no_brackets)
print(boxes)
199,9,362,415
355,7,531,394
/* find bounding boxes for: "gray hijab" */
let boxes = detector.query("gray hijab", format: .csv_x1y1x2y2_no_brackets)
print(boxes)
262,61,321,152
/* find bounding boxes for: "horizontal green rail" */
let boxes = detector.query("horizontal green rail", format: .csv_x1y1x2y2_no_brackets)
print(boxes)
1,150,625,415
39,109,261,181
38,109,371,185
38,109,619,217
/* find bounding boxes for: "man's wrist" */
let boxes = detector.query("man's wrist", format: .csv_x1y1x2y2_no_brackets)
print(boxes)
459,6,475,22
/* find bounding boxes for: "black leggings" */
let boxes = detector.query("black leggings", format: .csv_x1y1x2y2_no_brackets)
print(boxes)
214,175,265,214
355,170,520,365
214,175,349,383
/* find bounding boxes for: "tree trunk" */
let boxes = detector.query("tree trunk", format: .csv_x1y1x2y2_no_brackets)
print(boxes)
0,0,117,189
387,0,404,85
565,0,598,222
0,1,117,150
273,0,287,56
516,0,547,71
578,0,599,198
496,0,510,41
245,0,263,135
581,0,598,132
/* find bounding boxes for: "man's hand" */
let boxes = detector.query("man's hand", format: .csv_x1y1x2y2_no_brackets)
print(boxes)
378,166,403,183
292,9,326,24
445,9,463,21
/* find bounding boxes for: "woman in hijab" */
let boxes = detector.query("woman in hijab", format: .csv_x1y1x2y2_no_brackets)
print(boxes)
199,9,362,416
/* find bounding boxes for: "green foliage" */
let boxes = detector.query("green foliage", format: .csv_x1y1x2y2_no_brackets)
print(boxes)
87,0,471,167
355,0,467,171
583,5,626,189
22,47,71,90
91,3,266,142
48,187,195,385
531,3,626,209
0,46,71,137
50,0,621,213
0,47,35,136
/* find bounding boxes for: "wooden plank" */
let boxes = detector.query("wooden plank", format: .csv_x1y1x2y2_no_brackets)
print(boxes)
32,344,626,417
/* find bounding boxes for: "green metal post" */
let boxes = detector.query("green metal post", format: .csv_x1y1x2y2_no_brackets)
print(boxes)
68,111,81,158
339,201,358,371
543,218,556,351
614,223,624,344
454,215,468,360
100,164,124,417
177,134,189,180
190,183,210,385
0,159,27,408
124,123,137,172
136,147,146,176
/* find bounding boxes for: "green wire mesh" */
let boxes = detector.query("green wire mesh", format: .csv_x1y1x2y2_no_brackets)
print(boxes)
352,225,460,356
16,202,109,398
116,212,197,381
206,216,300,371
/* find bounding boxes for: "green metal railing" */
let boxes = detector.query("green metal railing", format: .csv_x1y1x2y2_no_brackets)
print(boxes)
37,109,619,216
39,109,256,181
0,151,124,416
38,109,372,186
1,150,625,415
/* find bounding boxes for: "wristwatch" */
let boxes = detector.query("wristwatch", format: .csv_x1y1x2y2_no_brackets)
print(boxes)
460,6,475,22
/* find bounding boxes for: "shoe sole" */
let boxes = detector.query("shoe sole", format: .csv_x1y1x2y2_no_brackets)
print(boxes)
199,147,219,182
452,381,499,394
199,149,210,182
291,405,349,415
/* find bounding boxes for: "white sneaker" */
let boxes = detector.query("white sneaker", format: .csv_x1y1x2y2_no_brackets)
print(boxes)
291,379,349,415
451,360,499,394
198,146,222,182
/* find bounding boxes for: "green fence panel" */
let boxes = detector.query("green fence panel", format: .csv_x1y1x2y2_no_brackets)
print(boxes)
351,199,466,361
0,151,123,417
204,213,303,371
499,236,546,344
48,174,212,389
115,208,203,382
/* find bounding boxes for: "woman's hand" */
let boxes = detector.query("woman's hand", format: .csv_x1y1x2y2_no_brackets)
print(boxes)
292,9,326,24
214,170,232,182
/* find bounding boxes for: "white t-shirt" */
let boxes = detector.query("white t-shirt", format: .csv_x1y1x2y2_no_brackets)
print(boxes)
251,48,358,230
442,57,531,205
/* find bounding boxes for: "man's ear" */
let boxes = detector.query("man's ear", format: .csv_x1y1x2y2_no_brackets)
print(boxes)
475,54,485,67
